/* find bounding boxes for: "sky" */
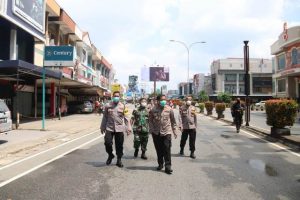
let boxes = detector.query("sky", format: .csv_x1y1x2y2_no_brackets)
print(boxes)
57,0,300,91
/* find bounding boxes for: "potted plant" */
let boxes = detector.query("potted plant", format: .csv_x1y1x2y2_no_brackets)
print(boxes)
198,103,205,113
205,101,214,115
215,103,226,119
265,99,298,136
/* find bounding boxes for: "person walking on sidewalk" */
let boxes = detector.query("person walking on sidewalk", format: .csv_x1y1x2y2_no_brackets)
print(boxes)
178,95,197,159
131,98,150,159
231,98,244,133
149,94,177,174
100,91,132,168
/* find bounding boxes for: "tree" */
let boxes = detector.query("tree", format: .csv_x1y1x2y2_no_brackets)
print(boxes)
198,90,209,102
217,92,232,103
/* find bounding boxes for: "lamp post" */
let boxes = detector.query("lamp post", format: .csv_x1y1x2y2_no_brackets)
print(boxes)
244,41,250,127
169,40,206,95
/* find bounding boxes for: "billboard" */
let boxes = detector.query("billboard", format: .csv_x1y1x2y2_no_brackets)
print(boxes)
150,67,169,82
128,75,139,93
12,0,46,33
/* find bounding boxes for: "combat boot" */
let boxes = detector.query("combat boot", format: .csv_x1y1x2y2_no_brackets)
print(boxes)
134,149,139,157
141,151,148,160
165,166,173,174
106,154,115,165
116,157,124,168
179,148,184,155
157,164,163,170
190,151,196,159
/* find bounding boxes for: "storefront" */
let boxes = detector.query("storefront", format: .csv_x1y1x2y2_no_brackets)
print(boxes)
271,23,300,102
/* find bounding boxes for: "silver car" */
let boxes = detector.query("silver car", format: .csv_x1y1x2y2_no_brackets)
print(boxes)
0,99,12,133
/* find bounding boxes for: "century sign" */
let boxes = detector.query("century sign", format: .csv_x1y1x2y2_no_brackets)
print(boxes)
44,46,76,66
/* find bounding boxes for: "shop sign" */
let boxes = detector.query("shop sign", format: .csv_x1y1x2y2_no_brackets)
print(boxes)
44,46,76,66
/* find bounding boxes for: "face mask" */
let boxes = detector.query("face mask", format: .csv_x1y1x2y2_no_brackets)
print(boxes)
141,102,147,107
112,97,120,103
186,100,192,106
160,100,167,107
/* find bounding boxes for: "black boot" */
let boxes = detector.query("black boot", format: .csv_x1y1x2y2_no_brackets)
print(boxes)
141,151,148,160
157,164,163,170
134,149,139,158
116,157,123,168
165,166,173,174
190,151,196,159
179,148,184,155
106,154,115,165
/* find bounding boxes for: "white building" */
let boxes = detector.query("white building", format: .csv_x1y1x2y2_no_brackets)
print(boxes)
210,58,273,101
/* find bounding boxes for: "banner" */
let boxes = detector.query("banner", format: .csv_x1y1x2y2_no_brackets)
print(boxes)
111,84,121,93
150,67,169,82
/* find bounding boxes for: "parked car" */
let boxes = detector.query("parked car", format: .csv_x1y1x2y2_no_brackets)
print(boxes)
0,99,12,133
255,101,266,111
67,101,93,114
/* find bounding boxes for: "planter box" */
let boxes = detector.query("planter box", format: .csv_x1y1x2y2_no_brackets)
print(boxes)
271,127,291,136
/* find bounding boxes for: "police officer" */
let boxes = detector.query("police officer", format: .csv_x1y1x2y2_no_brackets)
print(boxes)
149,94,177,174
100,91,132,168
179,95,197,159
131,98,149,159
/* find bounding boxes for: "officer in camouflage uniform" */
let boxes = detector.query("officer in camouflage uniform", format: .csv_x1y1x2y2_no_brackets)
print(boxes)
131,98,149,159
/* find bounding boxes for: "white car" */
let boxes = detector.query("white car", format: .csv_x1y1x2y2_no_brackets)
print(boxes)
0,99,12,133
255,101,266,111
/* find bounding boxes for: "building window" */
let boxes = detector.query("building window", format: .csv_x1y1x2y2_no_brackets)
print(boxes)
277,79,286,93
272,80,276,93
291,48,298,65
225,84,236,94
253,77,272,94
277,54,286,70
239,74,245,82
225,74,236,82
239,85,245,94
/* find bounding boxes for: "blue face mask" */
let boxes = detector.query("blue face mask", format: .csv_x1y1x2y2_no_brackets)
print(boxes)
160,100,167,107
112,97,120,103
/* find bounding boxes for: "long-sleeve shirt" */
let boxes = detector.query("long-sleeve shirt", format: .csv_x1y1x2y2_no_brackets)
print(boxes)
100,102,132,133
149,105,177,136
178,105,197,130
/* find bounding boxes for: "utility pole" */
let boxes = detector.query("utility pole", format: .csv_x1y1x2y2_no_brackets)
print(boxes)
244,41,250,126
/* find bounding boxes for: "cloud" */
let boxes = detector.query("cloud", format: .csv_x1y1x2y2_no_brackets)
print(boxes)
57,0,299,90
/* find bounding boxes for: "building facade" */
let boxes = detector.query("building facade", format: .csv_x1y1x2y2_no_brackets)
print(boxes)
193,73,212,97
271,24,300,102
0,0,115,123
210,58,272,102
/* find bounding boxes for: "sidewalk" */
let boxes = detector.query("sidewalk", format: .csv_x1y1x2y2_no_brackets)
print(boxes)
0,113,102,166
206,108,300,149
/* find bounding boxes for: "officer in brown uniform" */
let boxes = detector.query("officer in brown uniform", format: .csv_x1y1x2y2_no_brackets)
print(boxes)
100,91,132,168
178,95,197,159
149,94,177,174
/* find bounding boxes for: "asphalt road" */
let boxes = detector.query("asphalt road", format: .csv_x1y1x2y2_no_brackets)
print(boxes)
0,110,299,200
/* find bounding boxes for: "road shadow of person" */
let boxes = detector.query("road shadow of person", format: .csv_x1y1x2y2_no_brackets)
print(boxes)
126,166,158,171
85,161,107,168
0,140,8,145
171,153,190,158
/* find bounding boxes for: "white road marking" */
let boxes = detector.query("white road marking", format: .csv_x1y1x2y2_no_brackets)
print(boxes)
0,135,104,188
0,129,100,171
213,119,300,158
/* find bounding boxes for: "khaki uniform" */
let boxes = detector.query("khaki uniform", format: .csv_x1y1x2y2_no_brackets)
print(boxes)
100,102,131,158
149,105,177,169
179,105,197,153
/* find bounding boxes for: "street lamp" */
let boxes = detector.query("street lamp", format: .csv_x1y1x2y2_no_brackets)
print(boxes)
169,40,206,95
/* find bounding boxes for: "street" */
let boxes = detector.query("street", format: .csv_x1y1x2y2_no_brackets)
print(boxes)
0,110,299,200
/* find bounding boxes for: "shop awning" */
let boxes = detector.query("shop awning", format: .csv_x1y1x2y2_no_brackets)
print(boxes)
0,60,62,80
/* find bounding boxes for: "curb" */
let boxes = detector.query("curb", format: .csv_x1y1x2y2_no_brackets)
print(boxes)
203,114,300,151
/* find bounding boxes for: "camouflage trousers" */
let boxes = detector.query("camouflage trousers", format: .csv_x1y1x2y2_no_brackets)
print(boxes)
133,132,149,152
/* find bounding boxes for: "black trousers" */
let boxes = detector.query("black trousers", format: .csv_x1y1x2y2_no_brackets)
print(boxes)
180,129,196,152
152,134,172,168
104,131,124,158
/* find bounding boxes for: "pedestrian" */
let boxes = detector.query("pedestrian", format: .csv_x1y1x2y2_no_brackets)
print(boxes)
100,91,132,168
149,94,177,174
231,98,244,133
178,95,197,159
131,98,149,159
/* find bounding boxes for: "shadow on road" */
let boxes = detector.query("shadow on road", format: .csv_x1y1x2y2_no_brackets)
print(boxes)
171,153,190,158
126,166,157,171
85,161,107,168
0,140,8,145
